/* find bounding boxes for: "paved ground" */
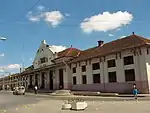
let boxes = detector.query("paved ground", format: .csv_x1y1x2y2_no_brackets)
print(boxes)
4,100,150,113
1,91,150,113
0,91,46,110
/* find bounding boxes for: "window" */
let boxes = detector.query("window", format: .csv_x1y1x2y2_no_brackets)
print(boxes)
72,67,76,73
125,69,135,81
108,72,117,82
107,59,116,68
40,57,46,63
124,56,134,65
73,76,76,85
46,44,49,47
82,75,87,84
93,74,100,83
92,63,100,70
82,65,86,72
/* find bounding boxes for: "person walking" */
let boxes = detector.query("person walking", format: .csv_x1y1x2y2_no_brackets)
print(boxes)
34,85,38,94
133,84,139,99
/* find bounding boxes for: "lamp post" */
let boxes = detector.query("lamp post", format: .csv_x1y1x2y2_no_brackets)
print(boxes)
0,37,6,41
0,37,6,89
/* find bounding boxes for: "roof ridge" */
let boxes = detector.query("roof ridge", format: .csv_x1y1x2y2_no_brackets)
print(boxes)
132,34,148,43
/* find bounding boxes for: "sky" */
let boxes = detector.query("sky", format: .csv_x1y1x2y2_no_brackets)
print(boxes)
0,0,150,75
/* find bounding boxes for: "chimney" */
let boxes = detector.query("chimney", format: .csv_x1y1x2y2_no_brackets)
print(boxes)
132,32,135,35
98,40,104,46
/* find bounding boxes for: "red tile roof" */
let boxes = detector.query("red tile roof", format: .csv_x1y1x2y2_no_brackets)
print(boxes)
57,48,81,58
70,34,150,63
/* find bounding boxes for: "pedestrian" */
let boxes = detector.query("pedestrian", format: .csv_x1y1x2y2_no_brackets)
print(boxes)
133,84,138,99
34,85,38,94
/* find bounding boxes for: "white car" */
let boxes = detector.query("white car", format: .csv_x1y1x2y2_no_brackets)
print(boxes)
13,86,25,95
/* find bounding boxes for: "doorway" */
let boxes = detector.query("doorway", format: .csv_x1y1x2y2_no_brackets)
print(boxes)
59,69,64,89
35,74,38,86
29,75,33,86
41,72,45,89
49,70,53,90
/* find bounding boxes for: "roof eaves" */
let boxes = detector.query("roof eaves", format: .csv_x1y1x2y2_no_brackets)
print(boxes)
69,43,148,64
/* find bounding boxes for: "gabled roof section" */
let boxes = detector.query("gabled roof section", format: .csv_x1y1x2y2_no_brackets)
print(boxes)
70,34,150,63
25,65,34,71
57,47,81,58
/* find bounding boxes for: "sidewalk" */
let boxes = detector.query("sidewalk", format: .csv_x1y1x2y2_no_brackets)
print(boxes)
1,90,150,99
25,92,150,102
26,90,150,97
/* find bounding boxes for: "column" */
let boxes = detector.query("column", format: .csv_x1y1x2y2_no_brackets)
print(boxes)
116,58,125,82
45,70,49,90
86,61,93,84
76,63,81,84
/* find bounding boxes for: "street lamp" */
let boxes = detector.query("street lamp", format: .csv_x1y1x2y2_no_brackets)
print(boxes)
0,37,6,41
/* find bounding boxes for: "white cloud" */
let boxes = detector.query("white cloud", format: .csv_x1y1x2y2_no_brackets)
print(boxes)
29,16,40,22
37,5,45,11
49,45,67,53
108,34,114,37
27,11,40,22
0,64,21,75
80,11,133,33
120,36,126,39
27,10,64,27
65,13,70,17
0,68,4,73
43,11,64,27
0,53,4,57
7,64,21,69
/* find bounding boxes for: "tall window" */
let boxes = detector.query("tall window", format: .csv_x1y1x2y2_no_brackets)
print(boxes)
124,56,134,65
72,67,76,73
108,72,117,83
82,75,87,84
73,76,77,85
125,69,135,81
92,63,100,70
93,74,100,83
107,59,116,68
82,65,86,72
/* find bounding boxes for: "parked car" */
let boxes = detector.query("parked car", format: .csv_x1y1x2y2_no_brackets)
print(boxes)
13,86,25,95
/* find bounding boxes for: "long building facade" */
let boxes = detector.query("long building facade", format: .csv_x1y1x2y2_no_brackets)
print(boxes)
1,33,150,93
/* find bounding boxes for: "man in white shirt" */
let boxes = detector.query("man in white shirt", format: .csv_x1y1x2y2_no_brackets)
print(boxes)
34,86,38,94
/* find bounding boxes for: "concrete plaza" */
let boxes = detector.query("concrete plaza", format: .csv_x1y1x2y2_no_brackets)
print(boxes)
3,99,150,113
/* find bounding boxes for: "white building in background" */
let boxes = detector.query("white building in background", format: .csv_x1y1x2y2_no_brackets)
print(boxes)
1,33,150,93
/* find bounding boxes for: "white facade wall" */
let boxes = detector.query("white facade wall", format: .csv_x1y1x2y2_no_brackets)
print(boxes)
71,47,150,93
1,44,150,93
33,40,55,69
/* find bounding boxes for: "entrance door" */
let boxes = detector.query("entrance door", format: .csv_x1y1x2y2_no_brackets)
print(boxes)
29,75,33,86
59,69,64,89
49,70,53,90
41,72,45,89
35,74,38,86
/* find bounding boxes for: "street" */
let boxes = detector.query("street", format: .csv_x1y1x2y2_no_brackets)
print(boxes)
0,91,46,110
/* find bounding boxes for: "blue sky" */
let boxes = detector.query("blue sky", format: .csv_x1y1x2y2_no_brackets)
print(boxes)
0,0,150,74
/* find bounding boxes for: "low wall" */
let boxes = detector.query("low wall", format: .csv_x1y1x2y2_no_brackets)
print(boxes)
71,81,149,94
